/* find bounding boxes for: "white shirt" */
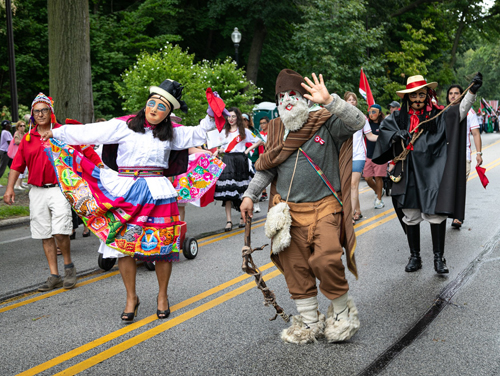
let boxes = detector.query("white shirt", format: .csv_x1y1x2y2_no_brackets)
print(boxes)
52,116,215,200
352,129,366,161
220,128,261,153
466,108,480,161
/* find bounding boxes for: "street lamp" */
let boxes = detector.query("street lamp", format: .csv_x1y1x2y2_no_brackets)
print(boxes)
231,27,241,67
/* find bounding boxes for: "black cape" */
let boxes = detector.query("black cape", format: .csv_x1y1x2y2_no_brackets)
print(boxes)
372,105,467,219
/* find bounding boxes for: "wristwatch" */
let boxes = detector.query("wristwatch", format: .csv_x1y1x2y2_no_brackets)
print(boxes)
477,152,483,156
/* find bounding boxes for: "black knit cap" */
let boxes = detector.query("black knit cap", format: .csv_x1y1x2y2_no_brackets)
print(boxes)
275,69,308,98
150,79,188,114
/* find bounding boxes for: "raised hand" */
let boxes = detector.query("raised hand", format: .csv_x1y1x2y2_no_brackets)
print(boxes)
301,73,333,105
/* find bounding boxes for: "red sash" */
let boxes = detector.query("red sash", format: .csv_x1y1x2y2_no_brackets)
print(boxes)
225,135,242,153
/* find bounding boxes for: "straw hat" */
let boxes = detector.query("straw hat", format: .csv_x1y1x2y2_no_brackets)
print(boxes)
396,75,438,99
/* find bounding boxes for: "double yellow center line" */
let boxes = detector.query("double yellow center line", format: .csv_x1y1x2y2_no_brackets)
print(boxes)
18,210,398,376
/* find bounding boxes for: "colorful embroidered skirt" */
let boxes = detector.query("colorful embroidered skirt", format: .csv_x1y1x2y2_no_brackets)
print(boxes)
173,152,225,204
214,152,254,211
45,139,182,262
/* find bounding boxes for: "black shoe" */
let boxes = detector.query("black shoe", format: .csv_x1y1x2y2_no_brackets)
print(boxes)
82,230,91,237
405,224,422,272
431,221,449,274
69,232,76,240
121,297,140,322
157,296,170,319
434,257,449,274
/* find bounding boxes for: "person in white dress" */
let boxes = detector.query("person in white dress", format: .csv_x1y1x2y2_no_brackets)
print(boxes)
41,79,216,322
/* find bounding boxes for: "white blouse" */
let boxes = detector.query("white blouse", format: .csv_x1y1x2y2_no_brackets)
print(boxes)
220,128,261,153
52,116,215,200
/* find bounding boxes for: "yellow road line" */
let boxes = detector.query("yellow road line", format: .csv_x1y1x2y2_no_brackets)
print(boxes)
52,270,283,376
1,220,266,313
354,208,394,229
199,222,265,246
17,263,275,376
197,218,266,242
355,214,398,236
0,271,119,314
21,207,400,376
472,137,500,155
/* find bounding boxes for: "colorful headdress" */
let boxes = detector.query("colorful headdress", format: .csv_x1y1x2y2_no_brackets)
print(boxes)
26,92,56,141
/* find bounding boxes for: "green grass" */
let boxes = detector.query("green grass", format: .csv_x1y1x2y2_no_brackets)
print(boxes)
0,205,30,219
0,166,9,186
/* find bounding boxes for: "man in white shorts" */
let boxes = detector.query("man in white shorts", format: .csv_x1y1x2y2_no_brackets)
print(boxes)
4,93,77,291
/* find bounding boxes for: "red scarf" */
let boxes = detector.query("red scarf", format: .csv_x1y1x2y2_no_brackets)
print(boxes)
406,108,424,150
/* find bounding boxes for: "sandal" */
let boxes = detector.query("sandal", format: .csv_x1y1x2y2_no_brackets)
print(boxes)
451,219,462,229
224,221,233,232
238,218,245,228
121,297,140,322
157,296,170,320
353,211,363,222
56,247,62,256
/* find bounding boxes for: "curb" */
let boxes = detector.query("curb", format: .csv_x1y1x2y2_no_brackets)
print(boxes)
0,216,30,230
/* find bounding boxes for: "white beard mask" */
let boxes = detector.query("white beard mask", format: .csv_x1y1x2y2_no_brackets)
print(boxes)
278,91,310,132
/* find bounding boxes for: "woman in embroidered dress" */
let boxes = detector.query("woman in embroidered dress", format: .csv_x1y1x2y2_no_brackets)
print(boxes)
41,79,217,322
214,107,263,231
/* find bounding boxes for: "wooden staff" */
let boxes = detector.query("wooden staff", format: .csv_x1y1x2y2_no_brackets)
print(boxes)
241,214,289,322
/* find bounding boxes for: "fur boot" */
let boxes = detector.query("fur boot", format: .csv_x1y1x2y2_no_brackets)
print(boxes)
281,314,326,345
324,297,360,343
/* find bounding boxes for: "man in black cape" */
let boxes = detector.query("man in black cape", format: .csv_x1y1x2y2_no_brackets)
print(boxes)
372,73,482,274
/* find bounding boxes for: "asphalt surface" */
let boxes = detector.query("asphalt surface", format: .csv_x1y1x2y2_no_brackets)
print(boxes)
1,134,500,376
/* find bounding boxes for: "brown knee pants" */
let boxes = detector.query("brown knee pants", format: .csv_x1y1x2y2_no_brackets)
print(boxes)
278,213,349,300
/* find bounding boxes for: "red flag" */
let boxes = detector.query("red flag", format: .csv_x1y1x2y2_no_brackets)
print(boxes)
475,166,489,189
359,68,374,108
206,88,227,132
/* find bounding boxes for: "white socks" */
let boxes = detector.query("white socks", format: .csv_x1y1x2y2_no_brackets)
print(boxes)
330,293,349,321
295,296,319,325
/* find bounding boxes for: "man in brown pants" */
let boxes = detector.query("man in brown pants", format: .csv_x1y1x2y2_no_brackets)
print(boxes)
241,69,365,344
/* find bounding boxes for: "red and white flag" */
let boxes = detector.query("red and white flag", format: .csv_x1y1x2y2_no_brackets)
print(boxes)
359,68,374,108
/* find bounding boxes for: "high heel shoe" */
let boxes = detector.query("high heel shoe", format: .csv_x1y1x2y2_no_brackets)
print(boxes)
157,296,170,319
121,297,140,322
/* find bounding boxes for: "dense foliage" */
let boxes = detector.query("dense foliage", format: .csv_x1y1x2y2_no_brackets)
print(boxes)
1,0,499,118
116,43,261,124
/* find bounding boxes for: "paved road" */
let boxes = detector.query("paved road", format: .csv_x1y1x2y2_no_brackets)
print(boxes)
1,134,500,376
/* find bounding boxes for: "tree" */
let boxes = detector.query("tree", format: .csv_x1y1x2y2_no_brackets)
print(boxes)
288,0,385,99
115,43,261,125
48,0,93,123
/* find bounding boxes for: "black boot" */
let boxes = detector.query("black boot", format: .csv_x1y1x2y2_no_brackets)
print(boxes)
405,224,422,272
431,221,449,274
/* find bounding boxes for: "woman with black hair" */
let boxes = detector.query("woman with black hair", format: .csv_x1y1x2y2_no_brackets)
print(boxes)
41,79,216,322
372,74,482,275
214,107,263,231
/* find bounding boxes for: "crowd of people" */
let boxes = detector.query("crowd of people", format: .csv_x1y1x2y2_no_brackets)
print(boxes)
0,67,487,346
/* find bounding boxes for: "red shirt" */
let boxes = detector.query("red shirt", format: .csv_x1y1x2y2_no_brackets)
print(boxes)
11,123,86,187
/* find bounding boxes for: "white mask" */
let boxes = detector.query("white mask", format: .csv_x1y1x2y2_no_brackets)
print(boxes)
277,90,309,131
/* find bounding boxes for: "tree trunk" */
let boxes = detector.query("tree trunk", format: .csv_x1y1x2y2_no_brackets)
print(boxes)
48,0,94,123
450,9,468,69
246,19,267,85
